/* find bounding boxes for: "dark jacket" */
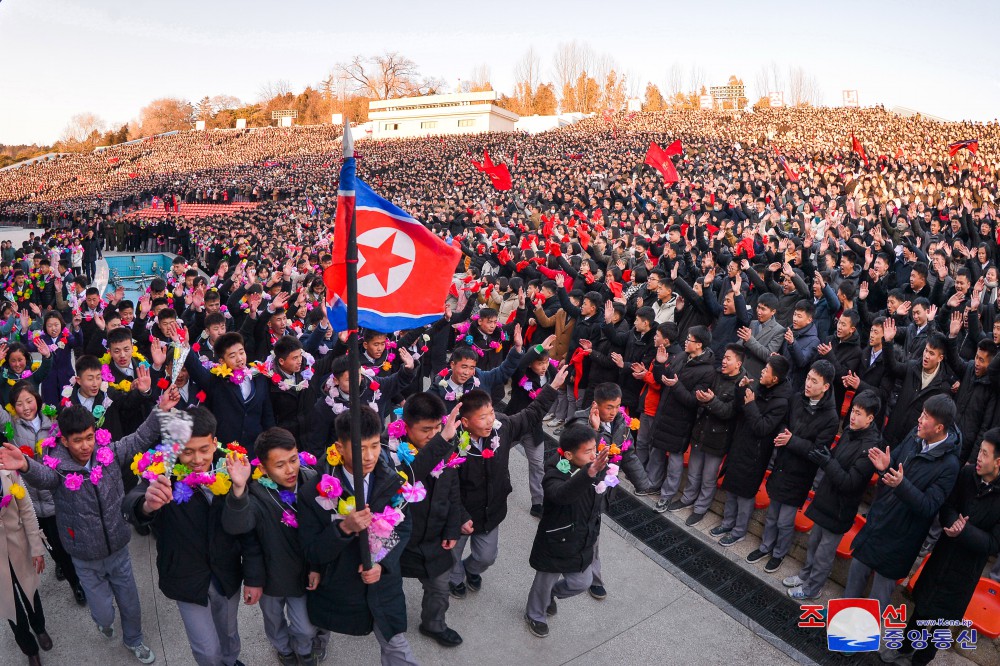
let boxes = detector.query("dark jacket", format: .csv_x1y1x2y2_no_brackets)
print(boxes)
765,389,839,508
602,324,656,412
529,454,607,573
298,433,453,638
912,466,1000,620
650,349,716,453
221,467,318,598
822,332,863,411
124,471,266,604
850,345,893,425
784,322,820,391
691,369,745,457
457,386,556,533
882,340,953,447
721,379,793,498
851,426,962,580
805,424,879,534
427,348,524,412
946,335,999,462
400,458,463,580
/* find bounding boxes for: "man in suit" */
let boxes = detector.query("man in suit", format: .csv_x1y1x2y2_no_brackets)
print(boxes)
736,292,785,381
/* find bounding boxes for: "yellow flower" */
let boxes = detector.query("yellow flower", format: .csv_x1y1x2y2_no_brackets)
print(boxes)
326,445,342,467
397,470,409,483
31,361,40,371
130,453,143,476
9,483,26,500
252,467,264,480
609,444,621,456
208,475,232,495
132,350,146,363
111,379,132,392
148,462,165,476
4,405,15,417
99,353,111,364
337,496,356,515
382,361,391,371
630,418,641,431
6,379,14,386
211,364,233,378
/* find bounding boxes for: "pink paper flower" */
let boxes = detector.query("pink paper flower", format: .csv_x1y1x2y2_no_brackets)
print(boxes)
42,455,60,469
90,466,103,485
400,481,427,503
96,446,114,466
281,511,298,528
386,420,407,439
95,429,112,446
64,473,84,491
317,474,342,498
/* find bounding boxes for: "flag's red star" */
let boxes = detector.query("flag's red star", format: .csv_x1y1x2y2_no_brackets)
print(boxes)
357,231,410,292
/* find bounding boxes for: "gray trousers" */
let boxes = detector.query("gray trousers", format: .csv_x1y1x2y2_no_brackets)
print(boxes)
259,594,315,657
619,441,651,491
647,449,685,499
990,556,1000,583
417,570,450,632
635,414,654,468
843,558,897,610
72,546,144,648
516,432,545,505
552,385,581,422
176,584,241,666
374,625,418,666
796,524,843,597
450,528,500,585
680,450,723,513
525,568,594,623
760,500,798,559
721,493,756,538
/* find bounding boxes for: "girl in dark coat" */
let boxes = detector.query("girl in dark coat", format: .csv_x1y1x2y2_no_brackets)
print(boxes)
29,310,82,407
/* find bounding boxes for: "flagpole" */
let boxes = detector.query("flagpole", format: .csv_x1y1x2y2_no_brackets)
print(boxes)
344,120,372,571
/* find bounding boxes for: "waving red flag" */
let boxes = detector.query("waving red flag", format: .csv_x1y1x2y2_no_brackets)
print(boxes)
851,134,869,167
948,139,979,157
664,139,683,156
644,141,679,184
484,163,512,191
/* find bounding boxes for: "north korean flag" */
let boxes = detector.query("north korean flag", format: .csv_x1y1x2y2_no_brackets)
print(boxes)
948,139,978,157
326,125,461,333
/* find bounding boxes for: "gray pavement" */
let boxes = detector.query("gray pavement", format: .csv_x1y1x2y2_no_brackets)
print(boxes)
2,449,797,666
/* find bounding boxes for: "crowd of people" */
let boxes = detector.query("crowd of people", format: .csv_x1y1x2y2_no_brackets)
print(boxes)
0,105,998,666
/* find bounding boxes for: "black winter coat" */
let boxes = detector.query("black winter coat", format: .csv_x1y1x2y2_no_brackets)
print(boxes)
650,350,716,453
765,390,839,508
946,335,1000,462
822,332,862,411
721,379,793,498
400,463,462,579
849,345,893,426
851,426,962,580
125,475,265,605
529,454,607,573
805,424,879,534
457,385,556,533
691,369,744,457
882,340,953,447
912,466,1000,619
603,324,656,412
298,434,453,638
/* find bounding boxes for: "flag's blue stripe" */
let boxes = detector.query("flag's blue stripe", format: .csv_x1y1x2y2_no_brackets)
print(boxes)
326,302,440,334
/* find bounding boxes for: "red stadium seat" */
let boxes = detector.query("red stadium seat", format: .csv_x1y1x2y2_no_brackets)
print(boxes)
794,498,814,532
836,515,866,559
905,554,930,593
965,578,1000,639
754,471,771,510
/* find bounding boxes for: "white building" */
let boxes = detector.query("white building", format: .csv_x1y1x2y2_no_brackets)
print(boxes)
368,91,519,139
514,112,588,135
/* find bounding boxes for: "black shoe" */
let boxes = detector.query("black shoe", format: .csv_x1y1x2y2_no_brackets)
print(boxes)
667,499,693,512
277,652,298,666
685,512,706,527
764,556,784,573
530,504,543,518
546,594,557,616
634,486,660,496
709,525,732,537
589,584,607,600
311,645,326,662
36,632,52,651
449,582,467,599
466,572,482,592
73,585,86,606
419,624,463,647
746,548,769,564
55,564,65,581
524,614,549,638
28,655,41,666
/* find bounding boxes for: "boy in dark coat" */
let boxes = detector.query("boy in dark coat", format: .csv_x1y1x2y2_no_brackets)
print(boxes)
524,423,611,639
396,393,464,648
887,429,1000,666
747,360,839,574
448,367,567,599
124,407,265,666
223,428,322,666
714,356,792,547
296,407,454,666
845,394,962,609
428,326,525,412
783,390,880,600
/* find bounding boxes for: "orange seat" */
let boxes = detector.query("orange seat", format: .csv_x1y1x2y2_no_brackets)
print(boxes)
869,471,880,487
754,471,771,510
683,449,690,468
905,554,930,593
836,515,866,559
794,501,814,532
840,390,855,418
964,578,1000,639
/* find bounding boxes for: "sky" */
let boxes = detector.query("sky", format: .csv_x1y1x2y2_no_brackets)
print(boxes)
2,0,999,146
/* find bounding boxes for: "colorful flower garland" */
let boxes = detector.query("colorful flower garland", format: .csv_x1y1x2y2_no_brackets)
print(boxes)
436,368,480,401
131,440,241,501
554,452,620,494
39,428,115,490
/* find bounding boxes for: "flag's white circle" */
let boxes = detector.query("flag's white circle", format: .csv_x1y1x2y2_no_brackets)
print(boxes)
356,227,415,297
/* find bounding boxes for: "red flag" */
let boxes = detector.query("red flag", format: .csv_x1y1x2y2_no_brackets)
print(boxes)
484,163,512,191
664,139,683,156
894,147,905,159
948,139,979,157
644,142,679,184
851,134,869,167
107,157,120,165
513,151,519,167
128,172,138,179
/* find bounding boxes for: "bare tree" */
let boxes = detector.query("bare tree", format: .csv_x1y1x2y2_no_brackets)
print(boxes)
469,63,493,91
337,52,420,100
688,65,706,95
552,41,593,95
787,66,822,106
60,112,106,145
257,80,292,104
210,95,243,112
666,63,684,100
513,47,542,113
